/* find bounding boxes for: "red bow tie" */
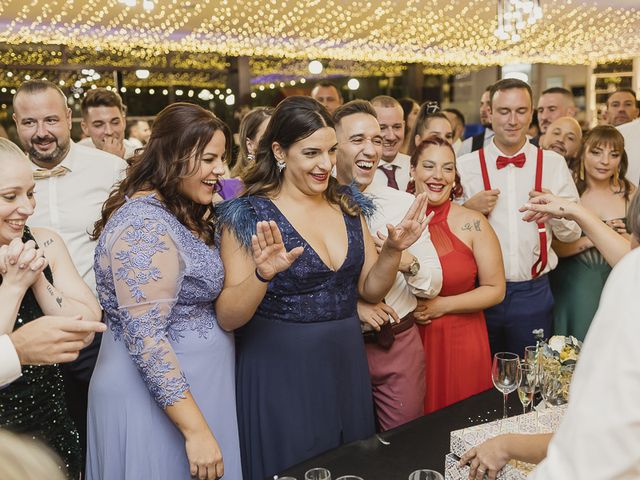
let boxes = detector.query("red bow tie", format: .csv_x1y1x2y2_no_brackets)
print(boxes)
496,152,526,169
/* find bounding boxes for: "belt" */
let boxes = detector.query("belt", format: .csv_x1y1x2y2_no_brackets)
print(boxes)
363,313,416,349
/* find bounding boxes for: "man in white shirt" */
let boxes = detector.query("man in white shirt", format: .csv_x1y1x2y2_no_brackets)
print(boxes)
0,316,106,387
12,79,127,457
458,85,495,157
617,116,640,185
78,88,138,160
371,95,412,191
457,79,580,356
334,100,443,430
127,119,151,149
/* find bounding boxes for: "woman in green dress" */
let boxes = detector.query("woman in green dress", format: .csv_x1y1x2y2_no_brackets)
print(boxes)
550,126,636,340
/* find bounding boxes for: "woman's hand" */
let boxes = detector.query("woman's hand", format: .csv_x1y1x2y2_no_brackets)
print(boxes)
357,300,399,331
0,238,48,288
184,429,224,480
382,193,431,252
605,218,627,236
252,220,304,281
519,193,578,224
459,435,511,480
413,296,449,323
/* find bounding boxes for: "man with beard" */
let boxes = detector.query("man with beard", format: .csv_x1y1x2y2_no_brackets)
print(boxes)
334,100,442,430
458,85,494,156
12,79,126,468
540,116,582,168
371,95,412,191
536,88,577,139
605,89,639,127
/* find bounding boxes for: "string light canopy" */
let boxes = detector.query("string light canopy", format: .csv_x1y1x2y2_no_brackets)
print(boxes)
0,0,638,66
495,0,543,42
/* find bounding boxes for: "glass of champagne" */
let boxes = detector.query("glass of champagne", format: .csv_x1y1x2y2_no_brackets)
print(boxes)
492,352,521,419
517,361,536,414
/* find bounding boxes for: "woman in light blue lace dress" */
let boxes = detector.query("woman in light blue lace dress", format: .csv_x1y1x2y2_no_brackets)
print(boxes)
86,104,242,480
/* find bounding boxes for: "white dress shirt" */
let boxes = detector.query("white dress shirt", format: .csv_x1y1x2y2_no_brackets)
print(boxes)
457,128,495,157
78,136,138,160
530,247,640,479
28,142,127,292
372,152,412,192
0,334,21,387
364,182,443,318
617,118,640,186
457,140,581,282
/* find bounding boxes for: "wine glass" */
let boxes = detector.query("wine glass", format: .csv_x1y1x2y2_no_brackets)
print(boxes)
540,362,561,407
492,352,521,419
408,470,444,480
517,361,536,414
305,468,331,480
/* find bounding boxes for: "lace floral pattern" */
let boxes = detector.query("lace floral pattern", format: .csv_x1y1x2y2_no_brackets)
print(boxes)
94,196,224,408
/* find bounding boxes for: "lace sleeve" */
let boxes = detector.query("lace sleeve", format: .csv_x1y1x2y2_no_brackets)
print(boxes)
109,218,189,408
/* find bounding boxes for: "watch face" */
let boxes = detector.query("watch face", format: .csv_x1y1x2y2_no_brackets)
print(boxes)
409,259,420,275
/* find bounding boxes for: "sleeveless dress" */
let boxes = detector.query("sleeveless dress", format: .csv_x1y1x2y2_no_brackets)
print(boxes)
216,193,375,480
86,196,242,479
550,218,627,341
417,200,492,414
0,226,81,479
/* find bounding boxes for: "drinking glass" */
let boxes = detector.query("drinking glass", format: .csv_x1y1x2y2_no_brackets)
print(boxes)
492,352,521,419
540,362,561,407
305,468,331,480
335,476,364,480
408,470,444,480
517,361,536,414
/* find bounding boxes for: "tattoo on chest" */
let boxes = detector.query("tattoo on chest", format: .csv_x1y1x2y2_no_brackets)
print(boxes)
462,220,482,232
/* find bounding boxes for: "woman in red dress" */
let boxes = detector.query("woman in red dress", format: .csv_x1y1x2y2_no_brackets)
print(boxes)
409,136,506,413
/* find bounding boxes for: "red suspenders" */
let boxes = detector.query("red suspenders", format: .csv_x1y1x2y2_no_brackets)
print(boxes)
478,147,548,278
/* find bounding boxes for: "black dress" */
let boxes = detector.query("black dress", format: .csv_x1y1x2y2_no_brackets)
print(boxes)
0,226,81,479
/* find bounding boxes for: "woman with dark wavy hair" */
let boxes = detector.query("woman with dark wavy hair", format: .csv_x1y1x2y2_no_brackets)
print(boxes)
215,96,427,479
550,125,636,340
409,136,505,413
87,103,241,480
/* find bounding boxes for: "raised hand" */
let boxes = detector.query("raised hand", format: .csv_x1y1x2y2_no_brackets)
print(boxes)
0,238,48,289
519,193,578,224
252,220,304,281
383,192,431,252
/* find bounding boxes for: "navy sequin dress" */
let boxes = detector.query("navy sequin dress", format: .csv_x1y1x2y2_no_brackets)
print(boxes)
217,193,375,480
0,226,81,479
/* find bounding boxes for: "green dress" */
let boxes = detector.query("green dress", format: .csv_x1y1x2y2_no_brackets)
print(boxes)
550,219,626,341
0,227,81,478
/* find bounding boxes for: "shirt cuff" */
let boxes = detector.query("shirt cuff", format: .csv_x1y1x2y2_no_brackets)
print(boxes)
0,334,22,387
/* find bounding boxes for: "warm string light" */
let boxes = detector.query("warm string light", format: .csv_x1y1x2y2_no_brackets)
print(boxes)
0,1,638,66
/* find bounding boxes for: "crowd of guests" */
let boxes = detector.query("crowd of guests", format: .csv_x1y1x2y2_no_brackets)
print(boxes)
0,75,638,480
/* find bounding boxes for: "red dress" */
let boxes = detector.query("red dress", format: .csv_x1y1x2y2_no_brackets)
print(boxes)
419,200,492,413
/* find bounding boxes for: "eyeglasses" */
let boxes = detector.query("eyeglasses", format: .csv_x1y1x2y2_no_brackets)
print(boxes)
424,101,440,114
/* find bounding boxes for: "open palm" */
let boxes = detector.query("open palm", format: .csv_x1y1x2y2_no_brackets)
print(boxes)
384,192,431,251
252,220,304,281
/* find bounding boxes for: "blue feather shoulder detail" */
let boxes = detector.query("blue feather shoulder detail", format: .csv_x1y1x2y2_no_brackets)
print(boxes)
214,197,257,250
340,181,376,219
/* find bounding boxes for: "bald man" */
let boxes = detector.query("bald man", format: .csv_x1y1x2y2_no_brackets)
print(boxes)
540,117,582,165
537,88,577,136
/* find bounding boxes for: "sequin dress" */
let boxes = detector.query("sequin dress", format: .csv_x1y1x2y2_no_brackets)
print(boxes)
0,226,81,479
217,193,375,480
86,196,242,479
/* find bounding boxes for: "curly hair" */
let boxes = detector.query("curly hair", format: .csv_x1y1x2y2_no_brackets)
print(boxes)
91,103,231,246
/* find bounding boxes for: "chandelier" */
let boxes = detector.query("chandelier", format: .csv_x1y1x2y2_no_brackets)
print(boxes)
118,0,154,12
494,0,543,42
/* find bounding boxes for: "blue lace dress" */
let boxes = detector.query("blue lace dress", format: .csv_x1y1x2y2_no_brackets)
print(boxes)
86,196,242,479
217,194,375,480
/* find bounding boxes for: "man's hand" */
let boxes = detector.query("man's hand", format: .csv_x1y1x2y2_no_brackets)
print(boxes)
99,136,126,159
464,190,500,216
357,300,399,331
9,315,106,365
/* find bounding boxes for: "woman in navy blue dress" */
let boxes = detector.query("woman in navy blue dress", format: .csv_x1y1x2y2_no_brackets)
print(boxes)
216,96,428,479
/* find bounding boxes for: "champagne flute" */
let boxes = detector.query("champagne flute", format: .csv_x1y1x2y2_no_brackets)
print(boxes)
492,352,521,419
517,361,536,414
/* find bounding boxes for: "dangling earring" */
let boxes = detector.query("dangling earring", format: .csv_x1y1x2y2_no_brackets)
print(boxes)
579,158,585,181
614,167,620,187
247,153,255,162
276,158,286,172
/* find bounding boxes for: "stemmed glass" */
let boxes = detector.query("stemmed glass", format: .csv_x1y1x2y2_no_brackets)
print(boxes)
517,361,536,414
492,352,521,419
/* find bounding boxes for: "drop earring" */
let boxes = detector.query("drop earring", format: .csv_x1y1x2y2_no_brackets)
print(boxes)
276,158,286,172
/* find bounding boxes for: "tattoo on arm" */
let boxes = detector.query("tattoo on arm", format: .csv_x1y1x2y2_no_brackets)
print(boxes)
43,238,54,248
45,282,63,308
473,219,481,231
462,223,472,231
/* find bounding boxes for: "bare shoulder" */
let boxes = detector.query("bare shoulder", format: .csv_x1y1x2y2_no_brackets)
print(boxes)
449,203,487,233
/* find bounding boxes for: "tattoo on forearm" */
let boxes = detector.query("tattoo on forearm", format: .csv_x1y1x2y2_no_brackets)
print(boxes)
45,283,63,308
43,238,54,247
56,296,63,307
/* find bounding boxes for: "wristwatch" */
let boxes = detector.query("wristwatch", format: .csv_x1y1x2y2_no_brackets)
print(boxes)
408,256,420,276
